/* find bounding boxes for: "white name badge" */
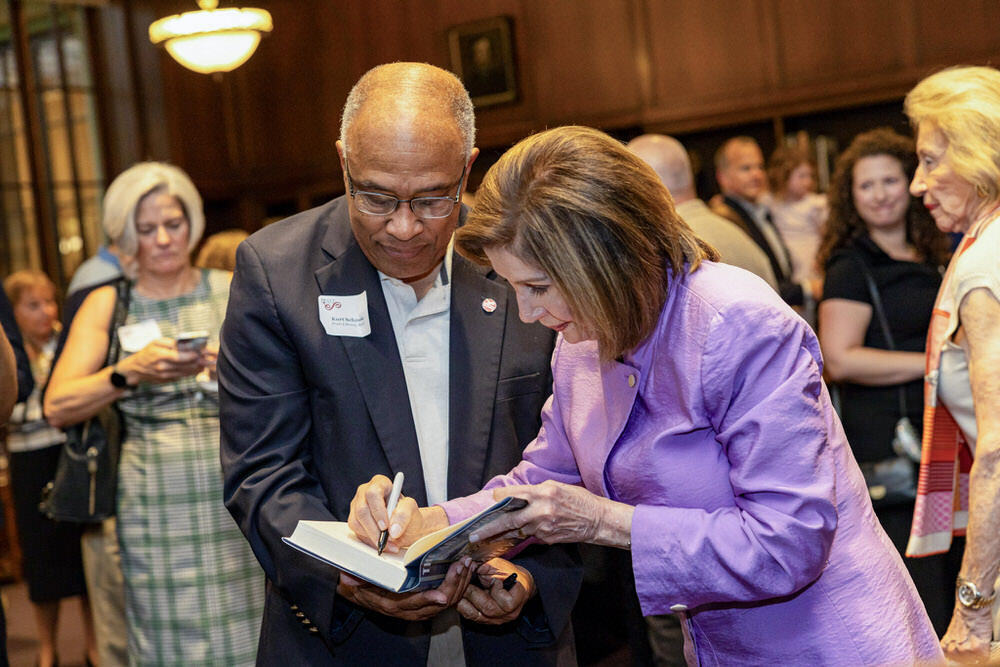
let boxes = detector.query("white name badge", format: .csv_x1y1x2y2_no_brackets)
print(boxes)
318,292,371,337
117,319,162,352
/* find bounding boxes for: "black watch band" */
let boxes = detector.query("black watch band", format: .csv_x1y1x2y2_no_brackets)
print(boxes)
110,366,134,389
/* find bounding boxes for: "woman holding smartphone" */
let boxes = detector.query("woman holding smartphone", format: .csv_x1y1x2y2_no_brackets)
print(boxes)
45,162,263,666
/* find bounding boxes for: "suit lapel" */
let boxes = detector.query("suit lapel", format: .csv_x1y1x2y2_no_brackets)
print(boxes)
312,214,428,506
723,195,788,282
447,256,509,498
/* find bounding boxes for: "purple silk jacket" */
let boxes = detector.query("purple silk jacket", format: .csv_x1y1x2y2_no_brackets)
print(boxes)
441,261,943,666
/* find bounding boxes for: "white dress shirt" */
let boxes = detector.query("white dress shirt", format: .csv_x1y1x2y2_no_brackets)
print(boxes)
379,245,453,506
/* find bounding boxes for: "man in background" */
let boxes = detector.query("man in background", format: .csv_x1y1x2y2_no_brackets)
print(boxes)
710,136,817,307
219,62,580,665
627,134,777,290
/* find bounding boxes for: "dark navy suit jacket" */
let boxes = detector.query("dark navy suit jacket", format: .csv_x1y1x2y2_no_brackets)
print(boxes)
219,197,581,665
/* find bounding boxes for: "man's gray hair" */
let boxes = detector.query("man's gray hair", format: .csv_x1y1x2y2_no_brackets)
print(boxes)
340,62,476,160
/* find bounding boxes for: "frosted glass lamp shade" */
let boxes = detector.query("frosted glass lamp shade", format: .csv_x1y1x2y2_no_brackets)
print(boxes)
149,6,272,75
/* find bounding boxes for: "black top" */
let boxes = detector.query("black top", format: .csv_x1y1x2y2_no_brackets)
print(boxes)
821,236,942,462
1,289,33,402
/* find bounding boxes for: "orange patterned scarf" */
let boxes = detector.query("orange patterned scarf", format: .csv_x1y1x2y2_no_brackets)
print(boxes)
907,214,995,557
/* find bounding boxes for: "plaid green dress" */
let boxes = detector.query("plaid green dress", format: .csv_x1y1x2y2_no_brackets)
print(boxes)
117,269,263,666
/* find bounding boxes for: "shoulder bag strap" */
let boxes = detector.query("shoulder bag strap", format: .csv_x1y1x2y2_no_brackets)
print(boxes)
852,254,908,420
105,278,132,366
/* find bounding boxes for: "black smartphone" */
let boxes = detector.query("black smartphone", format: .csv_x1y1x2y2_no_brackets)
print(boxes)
175,330,210,352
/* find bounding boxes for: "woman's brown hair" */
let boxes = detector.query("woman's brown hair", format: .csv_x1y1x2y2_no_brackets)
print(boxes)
816,127,949,272
767,145,814,197
455,125,717,361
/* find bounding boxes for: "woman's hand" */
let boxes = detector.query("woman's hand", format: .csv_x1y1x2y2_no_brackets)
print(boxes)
940,604,993,663
117,337,204,385
199,341,219,380
468,481,634,549
457,558,534,625
347,474,449,553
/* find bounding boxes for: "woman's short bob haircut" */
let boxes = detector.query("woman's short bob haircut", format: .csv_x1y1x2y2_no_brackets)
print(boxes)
455,125,717,361
905,65,1000,206
103,161,205,264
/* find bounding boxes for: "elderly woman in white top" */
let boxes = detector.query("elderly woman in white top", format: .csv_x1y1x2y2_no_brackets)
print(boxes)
905,65,1000,662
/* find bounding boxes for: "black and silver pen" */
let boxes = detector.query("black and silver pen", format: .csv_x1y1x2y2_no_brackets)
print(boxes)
377,471,405,556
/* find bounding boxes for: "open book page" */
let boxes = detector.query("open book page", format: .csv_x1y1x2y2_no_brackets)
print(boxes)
284,521,410,591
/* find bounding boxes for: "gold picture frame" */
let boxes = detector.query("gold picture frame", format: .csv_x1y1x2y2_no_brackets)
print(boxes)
448,17,517,107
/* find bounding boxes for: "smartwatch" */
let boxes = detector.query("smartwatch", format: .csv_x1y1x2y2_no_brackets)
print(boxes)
110,365,135,390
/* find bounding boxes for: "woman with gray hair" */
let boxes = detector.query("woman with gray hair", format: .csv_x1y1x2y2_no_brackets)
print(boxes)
904,66,1000,662
45,162,263,665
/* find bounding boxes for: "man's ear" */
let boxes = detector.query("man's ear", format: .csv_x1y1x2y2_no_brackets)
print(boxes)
716,167,730,193
336,140,347,171
462,147,481,192
336,141,350,192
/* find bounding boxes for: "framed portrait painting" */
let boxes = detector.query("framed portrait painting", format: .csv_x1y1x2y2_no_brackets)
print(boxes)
448,17,517,107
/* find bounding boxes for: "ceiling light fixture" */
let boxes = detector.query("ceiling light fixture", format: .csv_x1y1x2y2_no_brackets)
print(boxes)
149,0,273,75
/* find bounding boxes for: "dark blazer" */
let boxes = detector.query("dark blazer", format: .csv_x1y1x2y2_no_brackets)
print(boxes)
710,194,804,306
219,197,581,665
1,290,33,402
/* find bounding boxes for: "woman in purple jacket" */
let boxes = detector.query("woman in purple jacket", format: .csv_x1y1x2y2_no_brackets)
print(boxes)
350,126,942,665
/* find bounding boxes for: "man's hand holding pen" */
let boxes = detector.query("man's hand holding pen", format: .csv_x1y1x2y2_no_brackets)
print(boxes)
347,474,537,624
347,473,450,553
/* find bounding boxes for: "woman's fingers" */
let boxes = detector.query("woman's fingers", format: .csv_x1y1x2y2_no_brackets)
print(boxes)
477,481,625,546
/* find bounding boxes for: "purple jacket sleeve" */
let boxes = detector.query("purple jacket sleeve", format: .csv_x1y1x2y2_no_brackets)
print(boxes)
630,303,839,615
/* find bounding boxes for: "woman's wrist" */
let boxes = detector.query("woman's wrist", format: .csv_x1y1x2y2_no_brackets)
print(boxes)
111,355,139,388
596,499,634,550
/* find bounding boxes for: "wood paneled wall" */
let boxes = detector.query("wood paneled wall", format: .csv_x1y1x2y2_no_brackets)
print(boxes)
100,0,1000,231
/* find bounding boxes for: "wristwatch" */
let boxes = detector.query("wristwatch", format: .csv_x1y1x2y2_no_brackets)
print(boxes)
956,577,996,610
109,365,135,390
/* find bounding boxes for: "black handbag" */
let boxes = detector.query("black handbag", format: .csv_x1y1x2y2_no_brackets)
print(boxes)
851,254,919,509
40,278,132,523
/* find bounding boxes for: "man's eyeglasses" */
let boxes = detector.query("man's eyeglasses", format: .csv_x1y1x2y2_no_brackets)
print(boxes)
344,159,465,219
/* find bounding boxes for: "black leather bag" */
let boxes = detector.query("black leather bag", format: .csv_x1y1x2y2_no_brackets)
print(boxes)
40,279,131,523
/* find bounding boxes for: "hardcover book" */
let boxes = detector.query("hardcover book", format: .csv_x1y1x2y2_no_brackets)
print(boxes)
282,496,527,592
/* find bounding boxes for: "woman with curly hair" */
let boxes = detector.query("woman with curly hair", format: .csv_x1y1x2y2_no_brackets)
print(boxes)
817,126,956,635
